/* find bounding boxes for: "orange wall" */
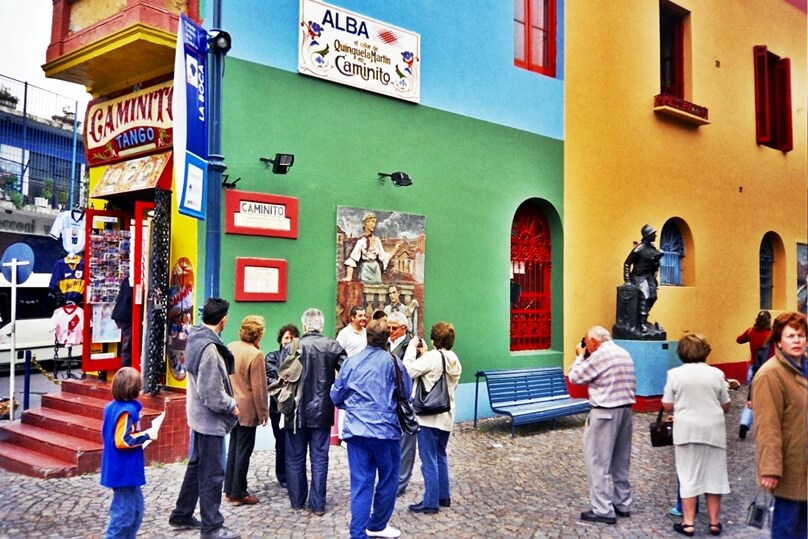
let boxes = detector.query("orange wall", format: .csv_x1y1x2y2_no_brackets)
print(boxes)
564,0,807,366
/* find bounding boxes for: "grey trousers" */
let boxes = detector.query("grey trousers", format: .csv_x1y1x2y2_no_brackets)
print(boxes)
582,407,633,516
397,430,417,495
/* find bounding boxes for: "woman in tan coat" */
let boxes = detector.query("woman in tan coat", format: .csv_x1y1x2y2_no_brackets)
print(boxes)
752,312,807,539
224,315,269,505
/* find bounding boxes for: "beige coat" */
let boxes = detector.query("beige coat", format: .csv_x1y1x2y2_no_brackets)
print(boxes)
227,340,269,428
752,348,807,501
403,345,462,432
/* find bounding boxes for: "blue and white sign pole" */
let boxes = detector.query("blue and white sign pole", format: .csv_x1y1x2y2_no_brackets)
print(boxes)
204,0,227,300
1,243,34,421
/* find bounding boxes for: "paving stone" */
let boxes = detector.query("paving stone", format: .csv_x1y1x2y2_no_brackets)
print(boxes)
0,389,773,538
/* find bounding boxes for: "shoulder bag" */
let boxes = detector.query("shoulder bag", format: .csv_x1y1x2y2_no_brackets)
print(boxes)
413,351,451,416
649,407,673,447
391,354,420,435
745,489,773,529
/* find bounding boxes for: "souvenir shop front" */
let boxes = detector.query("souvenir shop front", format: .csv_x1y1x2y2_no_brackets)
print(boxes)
82,78,198,392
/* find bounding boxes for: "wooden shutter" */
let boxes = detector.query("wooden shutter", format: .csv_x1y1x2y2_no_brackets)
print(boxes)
773,57,792,152
753,45,770,144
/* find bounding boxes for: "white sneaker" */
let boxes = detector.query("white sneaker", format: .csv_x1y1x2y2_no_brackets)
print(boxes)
366,525,401,538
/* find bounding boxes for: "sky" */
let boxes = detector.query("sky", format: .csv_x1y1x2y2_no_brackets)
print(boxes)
0,0,90,103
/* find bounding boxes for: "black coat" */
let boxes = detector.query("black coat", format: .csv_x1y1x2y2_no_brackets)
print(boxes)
281,331,345,429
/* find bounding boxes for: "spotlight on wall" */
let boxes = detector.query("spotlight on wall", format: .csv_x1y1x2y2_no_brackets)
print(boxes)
259,153,295,174
221,174,242,189
378,172,413,187
208,29,232,54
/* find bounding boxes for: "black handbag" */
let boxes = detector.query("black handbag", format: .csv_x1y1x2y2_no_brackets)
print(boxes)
649,407,673,447
745,489,773,529
413,351,451,416
391,354,420,435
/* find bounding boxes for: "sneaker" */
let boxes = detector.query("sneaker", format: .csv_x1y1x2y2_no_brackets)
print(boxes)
366,525,401,538
669,507,683,517
200,526,241,539
168,515,202,529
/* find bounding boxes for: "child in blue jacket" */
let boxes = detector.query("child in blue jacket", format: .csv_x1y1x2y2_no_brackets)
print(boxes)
100,367,163,539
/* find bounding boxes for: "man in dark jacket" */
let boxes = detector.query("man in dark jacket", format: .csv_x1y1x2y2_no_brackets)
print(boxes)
282,308,346,516
168,298,241,539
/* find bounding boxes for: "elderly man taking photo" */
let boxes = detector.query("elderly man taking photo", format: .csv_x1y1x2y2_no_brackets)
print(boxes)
568,326,636,525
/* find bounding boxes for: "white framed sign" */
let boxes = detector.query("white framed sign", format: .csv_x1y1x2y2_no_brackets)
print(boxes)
299,0,420,103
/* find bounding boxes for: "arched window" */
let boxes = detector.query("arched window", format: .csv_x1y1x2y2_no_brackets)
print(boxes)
510,201,551,351
660,222,684,286
759,237,774,309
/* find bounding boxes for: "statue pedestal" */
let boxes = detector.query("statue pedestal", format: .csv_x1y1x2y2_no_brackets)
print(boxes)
612,283,666,340
615,339,680,397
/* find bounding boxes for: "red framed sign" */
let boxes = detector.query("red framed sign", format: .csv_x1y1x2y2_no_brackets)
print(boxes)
234,258,288,302
225,190,299,239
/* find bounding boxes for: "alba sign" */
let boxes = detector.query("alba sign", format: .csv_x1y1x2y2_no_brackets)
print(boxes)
298,0,421,103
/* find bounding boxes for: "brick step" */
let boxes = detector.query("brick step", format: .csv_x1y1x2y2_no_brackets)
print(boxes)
0,422,102,473
21,407,103,443
0,440,77,479
60,378,112,400
41,392,164,421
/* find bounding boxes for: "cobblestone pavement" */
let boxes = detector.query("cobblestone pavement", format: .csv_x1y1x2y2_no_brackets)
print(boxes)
0,389,769,538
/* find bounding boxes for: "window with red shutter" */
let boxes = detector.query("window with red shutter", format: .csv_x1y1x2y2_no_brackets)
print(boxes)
754,45,793,152
514,0,557,77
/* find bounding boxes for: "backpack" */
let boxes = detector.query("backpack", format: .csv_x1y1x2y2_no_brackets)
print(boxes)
268,338,303,417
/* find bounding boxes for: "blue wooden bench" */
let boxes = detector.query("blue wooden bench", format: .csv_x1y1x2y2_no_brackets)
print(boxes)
474,367,590,437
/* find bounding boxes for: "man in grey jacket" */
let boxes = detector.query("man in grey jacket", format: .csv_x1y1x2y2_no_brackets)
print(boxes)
169,298,241,539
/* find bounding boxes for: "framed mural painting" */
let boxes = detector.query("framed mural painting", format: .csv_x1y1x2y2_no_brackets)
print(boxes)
336,206,426,337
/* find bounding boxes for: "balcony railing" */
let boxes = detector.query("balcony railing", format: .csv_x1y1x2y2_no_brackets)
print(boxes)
653,93,710,126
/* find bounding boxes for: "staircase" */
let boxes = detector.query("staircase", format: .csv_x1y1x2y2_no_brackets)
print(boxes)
0,378,188,479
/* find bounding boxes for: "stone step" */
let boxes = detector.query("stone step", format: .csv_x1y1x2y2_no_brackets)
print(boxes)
21,407,103,444
0,440,77,479
0,422,102,473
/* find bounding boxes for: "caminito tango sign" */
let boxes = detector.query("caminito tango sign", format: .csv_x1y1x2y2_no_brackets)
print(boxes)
84,81,173,166
298,0,420,103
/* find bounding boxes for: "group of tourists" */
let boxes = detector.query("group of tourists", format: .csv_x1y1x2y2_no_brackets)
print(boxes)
570,311,807,539
97,298,804,539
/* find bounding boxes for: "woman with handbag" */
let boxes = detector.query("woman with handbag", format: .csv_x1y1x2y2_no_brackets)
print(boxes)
662,334,731,537
403,321,462,515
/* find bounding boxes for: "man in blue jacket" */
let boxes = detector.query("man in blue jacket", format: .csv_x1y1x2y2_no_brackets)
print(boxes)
332,318,411,539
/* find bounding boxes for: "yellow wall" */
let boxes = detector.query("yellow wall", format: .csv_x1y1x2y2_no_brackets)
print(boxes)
564,0,807,366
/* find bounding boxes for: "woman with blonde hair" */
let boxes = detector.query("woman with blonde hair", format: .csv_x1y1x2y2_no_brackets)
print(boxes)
224,315,269,506
662,333,731,536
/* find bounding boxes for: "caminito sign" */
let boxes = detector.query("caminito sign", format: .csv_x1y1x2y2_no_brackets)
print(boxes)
298,0,421,103
84,81,174,166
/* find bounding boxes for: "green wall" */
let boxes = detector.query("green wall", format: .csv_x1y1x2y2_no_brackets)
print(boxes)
205,59,565,382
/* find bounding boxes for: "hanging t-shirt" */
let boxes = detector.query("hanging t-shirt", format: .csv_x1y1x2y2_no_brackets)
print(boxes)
49,255,85,304
49,303,84,346
50,209,86,254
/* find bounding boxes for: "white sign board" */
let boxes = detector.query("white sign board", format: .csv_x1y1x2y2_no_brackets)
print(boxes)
299,0,420,103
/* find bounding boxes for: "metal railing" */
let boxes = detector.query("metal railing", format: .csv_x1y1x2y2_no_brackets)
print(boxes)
0,74,88,211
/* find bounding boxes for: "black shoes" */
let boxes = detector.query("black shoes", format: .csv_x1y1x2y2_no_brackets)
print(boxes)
739,425,749,439
439,498,451,508
614,508,630,517
168,515,202,529
580,510,617,525
408,502,439,514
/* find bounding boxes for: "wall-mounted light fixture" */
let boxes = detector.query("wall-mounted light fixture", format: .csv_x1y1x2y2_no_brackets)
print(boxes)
378,172,413,187
221,174,242,189
260,153,295,174
208,29,232,54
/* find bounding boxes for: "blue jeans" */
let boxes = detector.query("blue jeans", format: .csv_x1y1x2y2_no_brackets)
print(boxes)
771,497,807,539
105,486,144,539
170,431,226,534
286,427,331,512
417,426,450,509
347,437,400,539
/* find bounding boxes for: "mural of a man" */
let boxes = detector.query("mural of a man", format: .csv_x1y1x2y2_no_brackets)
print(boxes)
343,212,402,284
384,284,414,334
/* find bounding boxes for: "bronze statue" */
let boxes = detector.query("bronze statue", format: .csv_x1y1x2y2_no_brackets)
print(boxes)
614,225,666,340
